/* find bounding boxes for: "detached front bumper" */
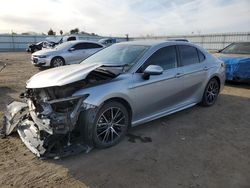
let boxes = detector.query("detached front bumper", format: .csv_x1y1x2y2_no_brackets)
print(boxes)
2,98,93,158
17,119,46,157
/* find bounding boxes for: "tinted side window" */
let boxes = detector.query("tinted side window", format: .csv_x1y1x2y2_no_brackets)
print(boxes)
141,46,177,71
72,43,85,50
85,43,103,49
179,45,199,66
67,36,76,41
73,43,103,50
197,50,205,62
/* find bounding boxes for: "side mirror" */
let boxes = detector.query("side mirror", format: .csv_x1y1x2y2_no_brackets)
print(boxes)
143,65,163,80
68,47,75,52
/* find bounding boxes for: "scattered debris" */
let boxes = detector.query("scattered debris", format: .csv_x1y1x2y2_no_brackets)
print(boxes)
181,137,186,141
192,173,199,178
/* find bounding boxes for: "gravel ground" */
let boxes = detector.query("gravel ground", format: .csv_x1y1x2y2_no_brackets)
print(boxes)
0,52,250,188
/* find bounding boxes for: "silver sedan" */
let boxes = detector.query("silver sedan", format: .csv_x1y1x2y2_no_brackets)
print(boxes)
3,41,225,158
31,40,104,67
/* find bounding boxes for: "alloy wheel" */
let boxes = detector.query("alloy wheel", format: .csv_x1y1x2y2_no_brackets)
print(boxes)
205,80,219,105
96,107,126,144
53,58,64,67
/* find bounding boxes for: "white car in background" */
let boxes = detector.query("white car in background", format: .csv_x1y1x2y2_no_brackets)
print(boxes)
31,40,104,67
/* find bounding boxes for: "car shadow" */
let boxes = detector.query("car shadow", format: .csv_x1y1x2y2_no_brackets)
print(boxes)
225,81,250,89
38,67,50,71
0,86,16,106
0,86,16,124
51,93,250,188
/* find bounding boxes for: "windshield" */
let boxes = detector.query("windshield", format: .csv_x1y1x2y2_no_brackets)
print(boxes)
221,42,250,54
81,44,149,67
55,42,72,50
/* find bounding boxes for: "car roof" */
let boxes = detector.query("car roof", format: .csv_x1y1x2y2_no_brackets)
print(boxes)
117,40,194,47
65,40,104,46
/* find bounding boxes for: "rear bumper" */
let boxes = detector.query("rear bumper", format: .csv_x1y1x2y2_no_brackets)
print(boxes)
225,62,250,83
226,72,250,83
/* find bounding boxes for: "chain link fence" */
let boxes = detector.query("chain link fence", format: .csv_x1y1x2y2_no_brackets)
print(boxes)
0,32,250,52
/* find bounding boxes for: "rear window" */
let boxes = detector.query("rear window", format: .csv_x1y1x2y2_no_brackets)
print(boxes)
67,36,76,41
179,45,200,66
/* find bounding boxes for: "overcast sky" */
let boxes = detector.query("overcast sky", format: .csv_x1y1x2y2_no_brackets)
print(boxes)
0,0,249,36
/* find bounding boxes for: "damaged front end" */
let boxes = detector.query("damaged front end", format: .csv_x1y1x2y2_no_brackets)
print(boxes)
2,66,117,158
3,88,93,158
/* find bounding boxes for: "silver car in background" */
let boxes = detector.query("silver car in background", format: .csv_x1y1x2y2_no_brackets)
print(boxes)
3,41,225,158
31,40,104,67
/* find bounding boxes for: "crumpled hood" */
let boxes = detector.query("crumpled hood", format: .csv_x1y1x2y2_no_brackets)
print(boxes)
26,63,101,88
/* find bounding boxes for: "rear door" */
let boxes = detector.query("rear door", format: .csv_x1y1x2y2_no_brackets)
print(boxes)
82,43,103,59
177,45,208,103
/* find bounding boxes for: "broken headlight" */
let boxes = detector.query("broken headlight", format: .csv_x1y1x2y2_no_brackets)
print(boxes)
47,95,89,113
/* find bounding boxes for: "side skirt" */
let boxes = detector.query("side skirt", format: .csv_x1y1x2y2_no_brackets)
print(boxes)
131,102,197,126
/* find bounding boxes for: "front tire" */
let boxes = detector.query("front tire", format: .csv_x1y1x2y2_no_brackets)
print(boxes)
93,101,129,148
50,57,65,67
201,78,220,106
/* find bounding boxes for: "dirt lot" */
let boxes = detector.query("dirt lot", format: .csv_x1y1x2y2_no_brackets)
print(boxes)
0,52,250,188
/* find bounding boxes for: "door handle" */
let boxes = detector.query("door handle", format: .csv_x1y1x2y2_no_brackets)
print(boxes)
175,73,183,78
203,66,209,71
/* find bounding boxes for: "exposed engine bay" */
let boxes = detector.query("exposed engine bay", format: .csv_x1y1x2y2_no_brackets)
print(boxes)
1,67,118,158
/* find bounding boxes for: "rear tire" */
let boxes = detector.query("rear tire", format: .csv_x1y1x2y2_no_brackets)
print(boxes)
201,78,220,106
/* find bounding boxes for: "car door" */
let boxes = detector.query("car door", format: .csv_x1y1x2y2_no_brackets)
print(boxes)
82,43,103,59
65,43,87,64
177,45,208,103
131,45,185,123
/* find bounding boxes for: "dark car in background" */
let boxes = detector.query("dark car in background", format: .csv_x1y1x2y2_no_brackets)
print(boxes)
26,41,58,53
214,42,250,83
26,41,44,53
26,35,79,53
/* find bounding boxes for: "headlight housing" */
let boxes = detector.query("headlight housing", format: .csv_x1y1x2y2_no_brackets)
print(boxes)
37,55,47,58
47,95,89,113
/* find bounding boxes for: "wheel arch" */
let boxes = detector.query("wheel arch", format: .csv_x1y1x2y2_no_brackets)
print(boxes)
209,75,221,90
50,56,65,66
